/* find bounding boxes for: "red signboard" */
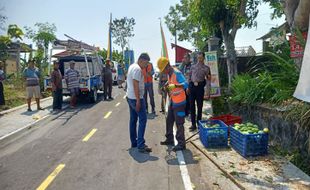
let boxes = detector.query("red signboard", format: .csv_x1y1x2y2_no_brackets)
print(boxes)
289,32,307,58
171,43,192,63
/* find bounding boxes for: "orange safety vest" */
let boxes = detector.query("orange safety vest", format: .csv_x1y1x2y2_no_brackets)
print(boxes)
142,64,153,83
168,69,186,104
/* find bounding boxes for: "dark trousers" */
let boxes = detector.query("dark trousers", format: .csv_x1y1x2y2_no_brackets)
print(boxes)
0,82,4,105
189,82,205,128
144,83,155,112
161,90,168,112
185,92,190,116
52,89,62,110
104,78,112,99
165,103,186,147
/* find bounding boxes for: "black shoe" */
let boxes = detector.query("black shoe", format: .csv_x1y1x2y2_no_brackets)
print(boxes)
160,140,174,146
109,97,114,100
27,108,32,112
138,146,152,153
152,109,156,115
189,126,197,132
37,107,44,111
172,144,186,152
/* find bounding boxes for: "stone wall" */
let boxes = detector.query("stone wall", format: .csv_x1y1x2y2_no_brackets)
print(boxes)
235,105,310,155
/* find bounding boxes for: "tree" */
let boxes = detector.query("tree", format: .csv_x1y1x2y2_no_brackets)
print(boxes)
265,0,310,31
165,0,212,51
24,22,56,74
0,24,24,73
98,48,123,63
7,24,24,40
111,17,135,55
166,0,260,88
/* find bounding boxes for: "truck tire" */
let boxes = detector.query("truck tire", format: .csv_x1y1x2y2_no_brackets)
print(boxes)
90,88,98,103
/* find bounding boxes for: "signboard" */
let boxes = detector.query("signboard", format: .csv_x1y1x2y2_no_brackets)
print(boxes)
124,50,135,70
289,32,307,58
205,51,221,97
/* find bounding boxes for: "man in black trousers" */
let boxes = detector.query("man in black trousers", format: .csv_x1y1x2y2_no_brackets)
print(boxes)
187,52,211,132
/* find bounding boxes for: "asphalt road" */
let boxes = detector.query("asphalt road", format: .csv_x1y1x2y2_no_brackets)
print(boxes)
0,87,199,190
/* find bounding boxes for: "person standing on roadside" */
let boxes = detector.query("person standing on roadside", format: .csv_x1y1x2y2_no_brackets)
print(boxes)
102,59,113,100
117,62,125,88
126,53,152,153
179,53,192,117
51,61,63,111
65,61,79,108
0,63,5,106
142,62,156,114
23,59,44,112
158,57,188,151
187,52,211,132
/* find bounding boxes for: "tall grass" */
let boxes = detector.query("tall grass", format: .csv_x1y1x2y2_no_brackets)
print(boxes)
231,52,299,105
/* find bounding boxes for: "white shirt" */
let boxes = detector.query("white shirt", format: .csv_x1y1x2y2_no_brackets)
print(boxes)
126,63,144,99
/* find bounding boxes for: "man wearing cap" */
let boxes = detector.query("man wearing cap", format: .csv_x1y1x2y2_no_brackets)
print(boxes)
126,53,152,153
102,59,113,101
142,61,156,114
187,52,211,132
23,59,44,112
65,61,79,108
158,57,188,151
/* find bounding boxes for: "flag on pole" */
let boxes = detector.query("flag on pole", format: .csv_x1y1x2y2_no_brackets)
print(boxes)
160,21,169,59
107,13,112,61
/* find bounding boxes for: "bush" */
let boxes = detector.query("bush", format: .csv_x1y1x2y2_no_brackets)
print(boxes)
231,52,299,105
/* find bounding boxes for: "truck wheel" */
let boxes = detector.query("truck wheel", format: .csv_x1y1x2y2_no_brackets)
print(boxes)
90,88,98,103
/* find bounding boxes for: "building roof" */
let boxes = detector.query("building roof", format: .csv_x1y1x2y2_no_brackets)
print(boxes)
257,22,289,41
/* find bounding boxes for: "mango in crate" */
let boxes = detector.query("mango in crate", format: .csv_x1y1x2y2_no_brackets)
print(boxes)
233,122,263,134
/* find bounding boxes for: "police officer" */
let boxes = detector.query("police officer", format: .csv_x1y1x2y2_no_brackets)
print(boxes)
158,57,188,151
187,52,211,132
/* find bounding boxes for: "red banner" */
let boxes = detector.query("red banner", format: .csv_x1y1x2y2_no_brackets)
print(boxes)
171,43,192,63
289,32,307,58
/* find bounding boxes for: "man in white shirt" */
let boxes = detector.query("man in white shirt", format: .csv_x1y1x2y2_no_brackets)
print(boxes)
126,53,152,153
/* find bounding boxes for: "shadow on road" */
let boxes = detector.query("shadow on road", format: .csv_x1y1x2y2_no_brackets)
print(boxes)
165,148,198,166
128,148,159,163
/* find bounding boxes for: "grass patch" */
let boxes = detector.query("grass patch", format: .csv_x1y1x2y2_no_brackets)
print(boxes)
1,83,51,112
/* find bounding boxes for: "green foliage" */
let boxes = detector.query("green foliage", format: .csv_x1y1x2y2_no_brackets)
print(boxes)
284,103,310,130
263,0,284,19
0,35,11,62
166,0,261,49
164,0,210,50
98,48,123,63
271,145,310,176
0,24,24,64
7,24,24,40
231,52,299,105
24,22,57,49
111,17,135,52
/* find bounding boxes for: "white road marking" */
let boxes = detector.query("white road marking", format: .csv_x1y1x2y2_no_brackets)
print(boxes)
173,127,193,190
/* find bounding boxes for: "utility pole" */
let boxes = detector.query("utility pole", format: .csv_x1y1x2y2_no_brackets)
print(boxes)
175,21,177,65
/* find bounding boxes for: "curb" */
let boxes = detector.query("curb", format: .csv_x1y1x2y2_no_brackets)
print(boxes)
0,96,53,116
0,104,70,144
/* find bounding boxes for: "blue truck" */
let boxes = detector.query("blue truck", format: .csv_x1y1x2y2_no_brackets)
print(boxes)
44,54,104,103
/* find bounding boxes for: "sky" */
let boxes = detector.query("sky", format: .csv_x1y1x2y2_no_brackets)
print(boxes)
1,0,285,65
